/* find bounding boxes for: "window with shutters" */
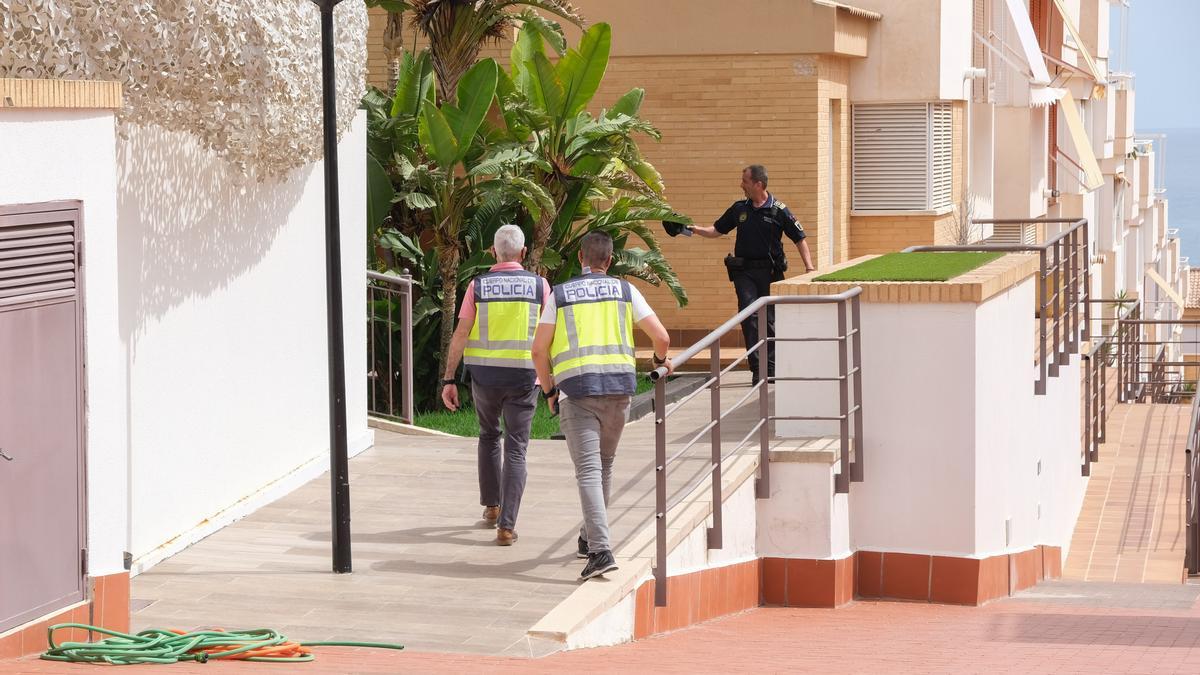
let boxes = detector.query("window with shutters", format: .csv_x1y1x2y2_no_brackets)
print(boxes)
852,102,954,212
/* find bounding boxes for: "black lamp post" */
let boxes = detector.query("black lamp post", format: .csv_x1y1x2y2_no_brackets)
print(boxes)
312,0,352,574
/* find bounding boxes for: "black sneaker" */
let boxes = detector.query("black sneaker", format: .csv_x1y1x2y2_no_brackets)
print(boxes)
580,550,619,580
576,536,589,559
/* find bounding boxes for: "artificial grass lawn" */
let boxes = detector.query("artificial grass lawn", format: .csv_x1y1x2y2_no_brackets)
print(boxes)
813,251,1004,283
414,374,659,439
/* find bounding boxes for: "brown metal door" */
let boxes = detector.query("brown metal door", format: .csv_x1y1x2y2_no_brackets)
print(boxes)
0,202,86,633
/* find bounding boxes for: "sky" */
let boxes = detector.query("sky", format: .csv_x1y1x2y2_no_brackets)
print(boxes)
1113,0,1200,129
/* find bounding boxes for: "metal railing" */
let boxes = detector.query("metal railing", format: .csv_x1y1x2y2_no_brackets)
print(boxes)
1113,317,1200,404
1186,385,1200,575
1080,300,1139,476
647,288,865,607
907,218,1091,395
367,270,414,423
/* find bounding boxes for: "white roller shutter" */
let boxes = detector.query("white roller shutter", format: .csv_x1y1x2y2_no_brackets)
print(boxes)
852,102,954,212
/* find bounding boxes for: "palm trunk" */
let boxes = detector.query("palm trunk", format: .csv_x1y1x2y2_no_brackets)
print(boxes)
383,10,405,93
436,244,461,389
526,207,556,277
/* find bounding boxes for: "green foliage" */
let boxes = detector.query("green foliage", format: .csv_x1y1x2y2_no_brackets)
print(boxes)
363,17,692,413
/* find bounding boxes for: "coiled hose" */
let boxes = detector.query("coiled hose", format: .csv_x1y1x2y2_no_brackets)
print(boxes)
41,624,404,665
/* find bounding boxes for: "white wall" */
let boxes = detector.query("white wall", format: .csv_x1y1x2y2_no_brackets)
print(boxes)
994,107,1048,219
756,460,851,560
775,274,1088,558
972,279,1086,558
850,0,964,102
117,112,371,568
0,109,128,577
776,300,979,555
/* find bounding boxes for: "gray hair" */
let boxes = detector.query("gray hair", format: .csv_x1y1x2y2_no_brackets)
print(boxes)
745,164,768,188
580,230,614,269
492,224,525,262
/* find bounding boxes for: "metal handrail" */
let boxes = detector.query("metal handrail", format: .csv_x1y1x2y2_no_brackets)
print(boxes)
1080,299,1140,476
647,288,864,607
907,218,1091,395
1186,383,1200,575
367,271,414,424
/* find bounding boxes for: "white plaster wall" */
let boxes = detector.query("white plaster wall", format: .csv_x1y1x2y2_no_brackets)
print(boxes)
0,109,127,577
938,0,974,101
849,0,946,102
756,461,850,560
994,107,1047,219
776,300,979,555
119,112,371,566
775,275,1090,558
971,277,1086,558
666,473,759,574
566,592,635,651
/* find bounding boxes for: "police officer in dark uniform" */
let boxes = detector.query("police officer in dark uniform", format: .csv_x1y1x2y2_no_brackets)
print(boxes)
688,165,815,383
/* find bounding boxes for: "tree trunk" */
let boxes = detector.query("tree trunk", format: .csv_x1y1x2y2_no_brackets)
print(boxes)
383,10,405,93
526,206,556,277
436,243,461,389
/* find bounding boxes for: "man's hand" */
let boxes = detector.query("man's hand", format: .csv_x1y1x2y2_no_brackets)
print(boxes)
441,383,460,411
543,386,560,417
661,357,676,377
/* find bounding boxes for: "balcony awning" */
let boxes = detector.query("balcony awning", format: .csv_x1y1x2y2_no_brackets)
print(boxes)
1003,0,1051,85
1031,86,1066,107
1051,0,1106,96
1057,90,1104,191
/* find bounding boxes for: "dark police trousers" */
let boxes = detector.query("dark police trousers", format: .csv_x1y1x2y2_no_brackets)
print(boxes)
732,267,776,379
471,381,538,531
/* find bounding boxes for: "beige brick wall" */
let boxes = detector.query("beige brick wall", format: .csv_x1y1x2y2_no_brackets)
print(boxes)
588,53,863,331
364,12,964,336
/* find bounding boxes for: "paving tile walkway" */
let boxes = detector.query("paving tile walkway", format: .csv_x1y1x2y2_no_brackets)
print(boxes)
10,580,1200,673
120,373,773,657
1065,403,1190,583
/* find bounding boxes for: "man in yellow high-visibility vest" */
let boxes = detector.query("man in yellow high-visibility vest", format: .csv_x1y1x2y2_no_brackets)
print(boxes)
442,224,551,546
532,231,674,580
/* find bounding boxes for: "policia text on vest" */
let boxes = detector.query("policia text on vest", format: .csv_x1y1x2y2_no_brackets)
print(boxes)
532,231,675,581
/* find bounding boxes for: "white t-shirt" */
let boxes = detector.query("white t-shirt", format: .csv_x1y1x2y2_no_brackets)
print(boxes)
539,277,655,325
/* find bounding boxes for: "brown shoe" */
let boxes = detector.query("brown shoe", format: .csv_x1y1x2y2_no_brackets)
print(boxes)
482,505,500,525
496,528,518,546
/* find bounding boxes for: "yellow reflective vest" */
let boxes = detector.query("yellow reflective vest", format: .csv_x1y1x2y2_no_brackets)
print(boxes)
550,273,637,398
463,270,544,387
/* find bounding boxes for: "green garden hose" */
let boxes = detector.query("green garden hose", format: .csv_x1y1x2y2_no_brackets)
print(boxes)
41,624,404,666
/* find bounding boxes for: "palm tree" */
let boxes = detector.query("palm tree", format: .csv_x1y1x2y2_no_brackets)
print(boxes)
407,0,584,103
499,22,690,304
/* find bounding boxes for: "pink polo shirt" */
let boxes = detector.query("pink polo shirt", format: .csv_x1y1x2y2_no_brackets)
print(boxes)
457,262,552,322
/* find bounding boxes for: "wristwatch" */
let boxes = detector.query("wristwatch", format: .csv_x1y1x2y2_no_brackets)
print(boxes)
542,385,559,398
652,353,667,366
440,378,458,386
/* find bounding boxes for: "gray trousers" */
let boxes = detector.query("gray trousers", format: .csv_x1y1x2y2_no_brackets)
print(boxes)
472,381,538,531
559,394,631,554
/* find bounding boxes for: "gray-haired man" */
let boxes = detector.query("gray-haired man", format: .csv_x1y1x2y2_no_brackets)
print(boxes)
442,224,551,545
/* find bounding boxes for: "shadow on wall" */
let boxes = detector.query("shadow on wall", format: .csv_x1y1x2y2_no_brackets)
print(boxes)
115,122,312,345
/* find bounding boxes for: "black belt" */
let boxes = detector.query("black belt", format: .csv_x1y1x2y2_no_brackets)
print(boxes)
737,257,773,269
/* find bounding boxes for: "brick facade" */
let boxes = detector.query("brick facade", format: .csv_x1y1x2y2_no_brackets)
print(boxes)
365,9,965,337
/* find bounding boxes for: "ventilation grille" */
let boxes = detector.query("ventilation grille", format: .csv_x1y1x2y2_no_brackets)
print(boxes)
0,211,78,305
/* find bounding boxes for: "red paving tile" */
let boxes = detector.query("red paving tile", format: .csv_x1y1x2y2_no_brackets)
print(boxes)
8,587,1200,674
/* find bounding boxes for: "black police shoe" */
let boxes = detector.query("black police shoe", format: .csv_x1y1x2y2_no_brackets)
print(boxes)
581,550,619,580
577,536,589,559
